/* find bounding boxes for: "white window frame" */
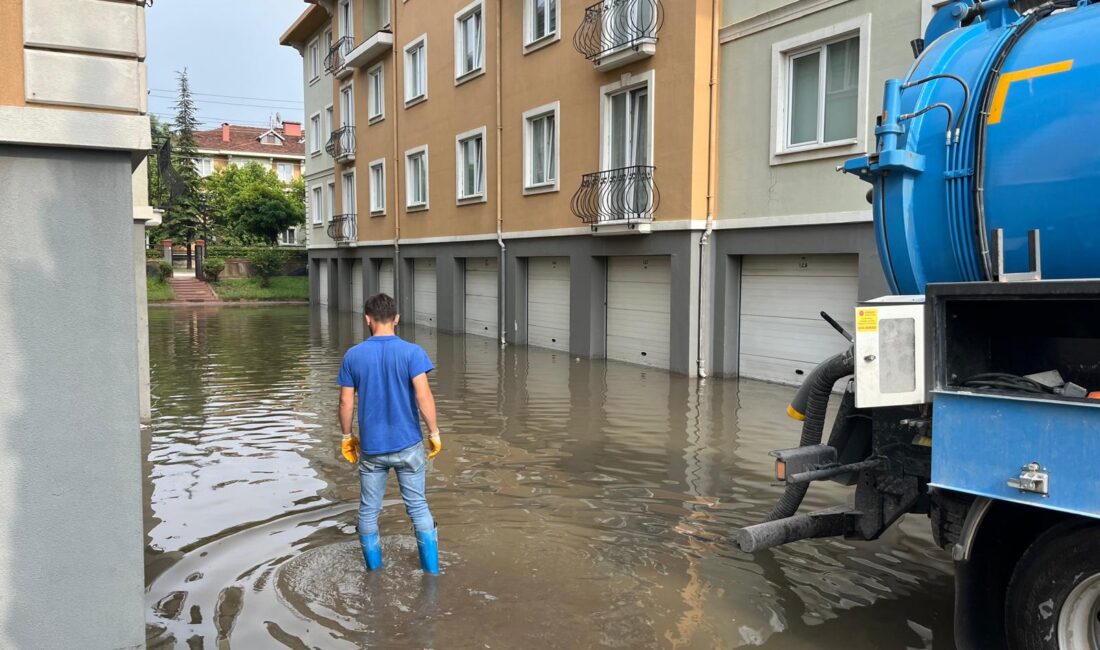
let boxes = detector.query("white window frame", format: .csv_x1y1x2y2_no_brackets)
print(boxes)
338,0,354,40
378,0,392,29
405,144,430,211
308,38,321,82
367,62,385,124
454,1,486,85
921,0,953,37
342,170,357,215
339,82,355,127
311,185,324,225
194,157,214,178
770,15,871,165
523,0,560,54
309,111,322,155
455,126,487,204
326,181,336,223
599,70,655,172
276,162,294,183
368,158,387,216
282,227,297,245
522,101,559,194
404,34,428,107
325,104,334,145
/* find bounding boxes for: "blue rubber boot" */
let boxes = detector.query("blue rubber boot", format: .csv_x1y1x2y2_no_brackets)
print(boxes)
415,526,440,575
360,532,383,571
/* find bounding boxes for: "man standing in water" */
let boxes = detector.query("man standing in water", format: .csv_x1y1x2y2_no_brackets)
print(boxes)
337,293,443,574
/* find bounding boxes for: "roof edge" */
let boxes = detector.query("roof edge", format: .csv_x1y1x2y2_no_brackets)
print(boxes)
280,3,330,48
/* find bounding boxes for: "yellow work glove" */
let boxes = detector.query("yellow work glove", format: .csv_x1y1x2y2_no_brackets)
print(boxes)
341,435,360,464
427,431,442,460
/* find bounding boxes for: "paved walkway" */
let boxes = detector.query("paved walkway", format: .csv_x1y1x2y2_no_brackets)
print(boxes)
169,276,218,303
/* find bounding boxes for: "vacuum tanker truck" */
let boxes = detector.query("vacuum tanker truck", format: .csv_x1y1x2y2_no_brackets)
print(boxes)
735,1,1100,648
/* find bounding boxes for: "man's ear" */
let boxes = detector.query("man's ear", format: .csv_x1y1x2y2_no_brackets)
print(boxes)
393,314,401,327
364,314,372,328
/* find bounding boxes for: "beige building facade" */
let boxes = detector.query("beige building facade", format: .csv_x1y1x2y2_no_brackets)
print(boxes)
283,0,722,376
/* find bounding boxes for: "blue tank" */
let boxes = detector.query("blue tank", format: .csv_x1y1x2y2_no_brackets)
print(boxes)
845,0,1100,295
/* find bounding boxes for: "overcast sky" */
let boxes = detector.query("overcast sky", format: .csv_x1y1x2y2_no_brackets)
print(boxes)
146,0,307,131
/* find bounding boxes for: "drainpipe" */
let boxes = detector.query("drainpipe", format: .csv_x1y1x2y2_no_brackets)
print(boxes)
495,0,506,347
391,0,401,304
697,0,720,379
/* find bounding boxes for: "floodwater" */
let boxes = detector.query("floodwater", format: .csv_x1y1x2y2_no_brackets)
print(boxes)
145,306,956,649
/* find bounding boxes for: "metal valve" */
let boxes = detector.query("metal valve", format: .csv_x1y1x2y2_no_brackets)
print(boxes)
1007,462,1049,497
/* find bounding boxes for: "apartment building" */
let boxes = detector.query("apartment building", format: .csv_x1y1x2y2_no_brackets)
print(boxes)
0,0,149,646
192,121,305,182
282,0,721,376
710,0,932,383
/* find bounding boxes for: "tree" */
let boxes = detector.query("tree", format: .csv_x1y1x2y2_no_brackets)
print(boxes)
204,163,285,244
161,69,204,267
226,184,305,246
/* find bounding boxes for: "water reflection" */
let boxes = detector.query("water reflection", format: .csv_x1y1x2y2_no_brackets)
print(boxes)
146,306,954,649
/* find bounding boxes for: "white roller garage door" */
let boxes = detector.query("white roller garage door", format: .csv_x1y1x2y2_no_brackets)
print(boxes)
351,260,363,313
378,259,394,297
414,258,437,327
739,254,858,385
528,257,570,352
465,257,498,338
607,256,671,369
318,261,329,306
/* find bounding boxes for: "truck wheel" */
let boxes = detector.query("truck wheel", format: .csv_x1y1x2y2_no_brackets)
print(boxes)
1006,520,1100,650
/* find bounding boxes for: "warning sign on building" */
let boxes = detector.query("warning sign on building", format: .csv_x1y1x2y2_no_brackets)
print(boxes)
856,308,878,333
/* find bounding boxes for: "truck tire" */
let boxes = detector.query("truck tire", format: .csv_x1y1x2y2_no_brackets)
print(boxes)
1005,520,1100,650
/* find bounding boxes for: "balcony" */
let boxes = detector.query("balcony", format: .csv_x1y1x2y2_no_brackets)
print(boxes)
345,30,395,70
570,166,659,235
326,126,356,163
325,36,355,78
327,214,357,244
573,0,663,72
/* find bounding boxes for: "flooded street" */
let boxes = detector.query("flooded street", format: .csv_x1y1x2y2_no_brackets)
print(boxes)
145,306,955,649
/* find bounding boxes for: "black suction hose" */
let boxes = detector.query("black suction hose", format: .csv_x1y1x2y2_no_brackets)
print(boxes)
768,346,855,522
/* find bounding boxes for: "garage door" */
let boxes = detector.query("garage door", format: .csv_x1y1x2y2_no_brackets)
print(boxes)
378,259,394,297
528,257,570,352
607,256,671,369
465,257,498,338
739,254,858,385
350,260,363,313
414,258,437,326
318,260,329,306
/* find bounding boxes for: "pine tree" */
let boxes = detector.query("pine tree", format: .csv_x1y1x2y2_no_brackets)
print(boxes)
163,69,204,268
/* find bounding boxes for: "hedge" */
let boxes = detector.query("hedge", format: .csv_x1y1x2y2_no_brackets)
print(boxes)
206,246,307,265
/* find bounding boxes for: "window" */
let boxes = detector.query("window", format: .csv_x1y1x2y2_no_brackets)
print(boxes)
310,113,322,154
276,163,294,183
405,145,429,210
324,27,333,48
368,63,385,123
342,170,356,214
369,159,386,215
338,0,353,39
261,133,282,145
524,0,558,50
602,73,652,170
194,157,214,178
771,16,869,164
455,2,484,82
309,38,320,81
404,36,428,105
523,102,559,193
455,127,486,202
282,227,297,245
327,182,336,222
325,105,334,143
340,84,355,127
311,186,323,225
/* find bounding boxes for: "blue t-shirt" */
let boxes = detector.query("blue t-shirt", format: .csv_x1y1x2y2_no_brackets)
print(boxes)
337,335,434,456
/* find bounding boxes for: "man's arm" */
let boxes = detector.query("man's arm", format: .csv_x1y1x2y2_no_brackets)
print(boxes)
412,373,438,433
338,386,356,437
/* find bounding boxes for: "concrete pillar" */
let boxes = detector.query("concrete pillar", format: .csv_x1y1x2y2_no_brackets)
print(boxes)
436,255,465,334
194,239,205,281
570,254,607,359
162,238,173,265
669,233,702,377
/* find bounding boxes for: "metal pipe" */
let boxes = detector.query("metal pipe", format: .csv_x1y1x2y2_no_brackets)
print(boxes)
496,0,506,347
696,0,720,379
390,0,401,304
787,457,883,484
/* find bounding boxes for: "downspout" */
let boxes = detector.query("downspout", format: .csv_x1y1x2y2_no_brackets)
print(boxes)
391,0,401,304
697,0,720,379
495,0,506,347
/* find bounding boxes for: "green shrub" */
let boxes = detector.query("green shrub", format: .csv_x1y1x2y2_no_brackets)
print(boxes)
208,245,306,266
202,257,225,282
249,248,284,288
146,248,164,260
157,261,174,282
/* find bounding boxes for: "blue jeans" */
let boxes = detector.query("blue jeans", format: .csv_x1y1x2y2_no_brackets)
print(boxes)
358,441,434,535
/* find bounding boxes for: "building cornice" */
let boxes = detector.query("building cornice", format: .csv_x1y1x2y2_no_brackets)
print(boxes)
0,105,149,157
720,0,851,44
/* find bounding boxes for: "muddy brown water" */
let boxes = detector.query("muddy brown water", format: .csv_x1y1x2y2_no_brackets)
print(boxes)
145,305,956,649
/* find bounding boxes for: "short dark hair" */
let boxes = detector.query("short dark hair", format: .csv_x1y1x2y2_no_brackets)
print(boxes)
364,293,398,322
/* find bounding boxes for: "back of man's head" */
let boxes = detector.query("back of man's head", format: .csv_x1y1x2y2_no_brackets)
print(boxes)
364,293,398,323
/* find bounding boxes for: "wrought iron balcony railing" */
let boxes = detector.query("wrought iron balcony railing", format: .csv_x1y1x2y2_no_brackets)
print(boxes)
324,36,355,75
326,126,356,162
573,0,664,62
571,166,659,225
327,214,357,244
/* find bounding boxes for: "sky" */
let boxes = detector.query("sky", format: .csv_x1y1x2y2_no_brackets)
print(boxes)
146,0,308,131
